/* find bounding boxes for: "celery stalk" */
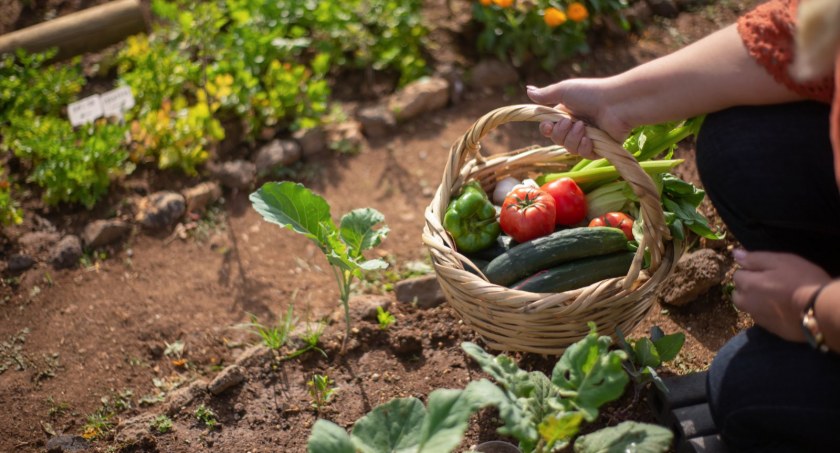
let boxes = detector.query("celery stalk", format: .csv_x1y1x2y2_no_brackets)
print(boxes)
537,159,683,191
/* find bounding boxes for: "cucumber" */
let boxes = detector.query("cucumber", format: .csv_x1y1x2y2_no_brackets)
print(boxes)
483,227,629,287
511,252,635,293
464,235,516,261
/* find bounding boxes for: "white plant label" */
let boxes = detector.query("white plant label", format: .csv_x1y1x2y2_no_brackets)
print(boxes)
67,95,104,126
101,86,136,118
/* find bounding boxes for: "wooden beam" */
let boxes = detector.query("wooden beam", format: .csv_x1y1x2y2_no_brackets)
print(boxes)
0,0,150,60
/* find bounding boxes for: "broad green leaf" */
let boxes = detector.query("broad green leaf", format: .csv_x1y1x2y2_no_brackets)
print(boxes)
652,333,685,363
573,421,673,453
538,411,584,451
552,326,629,422
633,338,661,368
340,208,389,257
351,397,425,453
307,419,355,453
461,342,533,397
418,381,505,453
250,182,334,248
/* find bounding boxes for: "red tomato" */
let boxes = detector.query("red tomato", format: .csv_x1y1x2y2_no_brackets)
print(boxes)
589,212,634,240
500,187,556,242
540,177,587,226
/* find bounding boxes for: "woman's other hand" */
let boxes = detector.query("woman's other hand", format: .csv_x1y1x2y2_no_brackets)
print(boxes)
733,249,832,342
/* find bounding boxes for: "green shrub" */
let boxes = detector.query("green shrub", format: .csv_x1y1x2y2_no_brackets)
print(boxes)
0,49,84,123
5,115,128,208
0,168,22,227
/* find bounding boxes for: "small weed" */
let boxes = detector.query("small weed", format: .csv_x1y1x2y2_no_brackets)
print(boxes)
150,414,173,434
194,404,218,430
286,320,327,360
163,340,185,359
245,306,296,351
46,397,70,417
139,393,166,406
376,306,396,330
0,327,30,374
307,374,336,412
82,411,114,440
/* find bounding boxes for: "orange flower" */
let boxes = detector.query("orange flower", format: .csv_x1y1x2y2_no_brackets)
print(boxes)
493,0,514,8
479,0,492,5
567,2,589,22
544,7,567,27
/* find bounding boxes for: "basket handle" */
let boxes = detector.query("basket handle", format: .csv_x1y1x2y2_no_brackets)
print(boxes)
441,104,671,288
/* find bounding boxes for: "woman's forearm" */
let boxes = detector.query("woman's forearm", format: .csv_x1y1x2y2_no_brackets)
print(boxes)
602,24,806,129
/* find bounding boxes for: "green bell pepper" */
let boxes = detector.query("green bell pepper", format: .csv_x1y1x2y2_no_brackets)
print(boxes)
443,181,501,253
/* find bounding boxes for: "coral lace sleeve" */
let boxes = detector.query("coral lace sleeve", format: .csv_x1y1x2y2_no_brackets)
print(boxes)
737,0,834,103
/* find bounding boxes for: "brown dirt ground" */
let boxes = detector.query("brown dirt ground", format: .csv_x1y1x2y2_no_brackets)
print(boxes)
0,1,760,451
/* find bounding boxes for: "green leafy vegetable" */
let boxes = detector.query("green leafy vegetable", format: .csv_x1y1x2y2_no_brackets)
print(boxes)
573,421,673,453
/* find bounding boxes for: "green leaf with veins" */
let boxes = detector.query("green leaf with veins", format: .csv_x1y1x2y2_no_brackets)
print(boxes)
249,181,334,248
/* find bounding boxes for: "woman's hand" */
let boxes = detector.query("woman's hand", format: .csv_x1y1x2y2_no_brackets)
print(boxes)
733,249,832,342
527,78,632,159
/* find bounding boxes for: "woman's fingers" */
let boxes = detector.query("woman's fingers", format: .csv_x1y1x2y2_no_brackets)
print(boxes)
539,119,597,159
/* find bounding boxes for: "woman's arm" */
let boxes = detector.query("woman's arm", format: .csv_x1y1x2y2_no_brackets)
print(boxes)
527,24,807,155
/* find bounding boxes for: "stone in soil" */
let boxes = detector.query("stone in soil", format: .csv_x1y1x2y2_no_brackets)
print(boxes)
468,59,519,89
182,181,222,214
254,139,302,173
5,253,35,273
234,344,274,369
114,413,158,449
82,219,132,248
293,126,328,158
657,249,726,307
45,434,89,453
357,105,396,138
210,159,257,190
49,235,82,269
136,191,186,230
208,364,246,395
388,76,450,122
395,275,446,309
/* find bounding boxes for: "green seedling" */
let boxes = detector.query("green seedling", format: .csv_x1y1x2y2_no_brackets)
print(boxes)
246,306,296,351
616,325,686,399
194,404,218,430
376,306,396,330
308,374,337,413
150,414,173,434
251,182,389,351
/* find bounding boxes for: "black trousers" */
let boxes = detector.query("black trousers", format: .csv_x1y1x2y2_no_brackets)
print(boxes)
697,102,840,452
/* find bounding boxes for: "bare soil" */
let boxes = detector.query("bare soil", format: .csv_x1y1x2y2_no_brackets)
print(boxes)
0,1,759,451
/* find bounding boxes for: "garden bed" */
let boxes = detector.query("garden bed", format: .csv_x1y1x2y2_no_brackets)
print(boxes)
0,0,759,451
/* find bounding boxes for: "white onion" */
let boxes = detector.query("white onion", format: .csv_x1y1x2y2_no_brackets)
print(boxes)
492,177,521,205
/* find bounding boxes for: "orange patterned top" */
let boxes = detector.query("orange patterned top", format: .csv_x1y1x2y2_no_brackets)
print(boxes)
737,0,840,188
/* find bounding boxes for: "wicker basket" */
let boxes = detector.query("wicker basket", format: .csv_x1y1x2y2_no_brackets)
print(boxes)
422,104,682,355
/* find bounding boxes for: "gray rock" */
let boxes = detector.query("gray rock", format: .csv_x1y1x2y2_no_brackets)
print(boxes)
395,275,445,309
469,59,519,89
49,235,82,269
182,182,222,214
208,365,246,395
388,76,450,122
357,105,396,138
657,249,726,307
254,139,302,172
46,434,89,452
136,191,186,230
293,127,328,158
211,160,257,190
6,254,35,273
114,413,157,448
164,379,207,416
18,231,61,254
234,344,274,368
82,219,131,248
